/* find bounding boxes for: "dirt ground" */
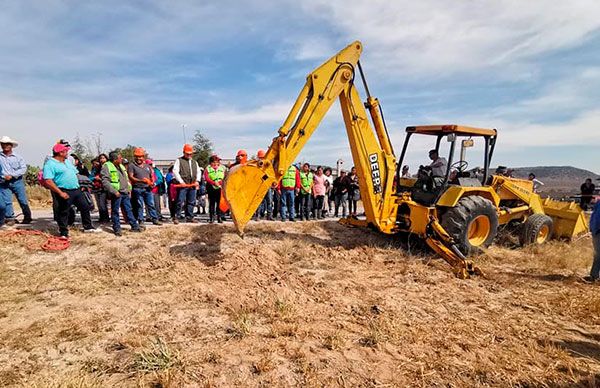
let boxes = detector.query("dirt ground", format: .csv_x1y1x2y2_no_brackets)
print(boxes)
1,217,599,387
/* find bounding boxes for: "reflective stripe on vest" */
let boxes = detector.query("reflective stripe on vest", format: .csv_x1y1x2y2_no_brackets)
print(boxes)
105,162,131,191
300,172,313,193
281,166,297,188
207,165,225,189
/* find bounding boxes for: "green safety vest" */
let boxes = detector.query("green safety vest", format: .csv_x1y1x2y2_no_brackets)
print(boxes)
105,161,131,191
281,165,297,189
299,171,314,194
207,165,226,189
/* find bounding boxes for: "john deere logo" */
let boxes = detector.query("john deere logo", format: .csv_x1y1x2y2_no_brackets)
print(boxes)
369,153,382,194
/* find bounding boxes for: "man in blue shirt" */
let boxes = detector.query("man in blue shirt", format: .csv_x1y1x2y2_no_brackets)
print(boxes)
0,136,32,224
43,143,98,238
587,201,600,282
0,163,6,228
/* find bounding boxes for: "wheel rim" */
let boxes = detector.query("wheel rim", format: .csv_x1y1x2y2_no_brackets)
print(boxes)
467,215,491,247
536,224,550,244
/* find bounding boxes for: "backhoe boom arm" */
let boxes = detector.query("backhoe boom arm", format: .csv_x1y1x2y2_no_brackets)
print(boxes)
224,41,397,234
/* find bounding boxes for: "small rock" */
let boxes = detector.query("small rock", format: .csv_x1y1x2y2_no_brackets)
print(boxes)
47,347,59,358
371,305,383,315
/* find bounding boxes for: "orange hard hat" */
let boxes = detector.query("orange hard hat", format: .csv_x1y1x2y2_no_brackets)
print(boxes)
236,149,247,157
133,147,145,157
257,149,266,158
183,144,194,154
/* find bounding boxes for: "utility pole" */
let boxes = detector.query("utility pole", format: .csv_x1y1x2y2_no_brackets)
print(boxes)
182,124,187,143
336,159,344,176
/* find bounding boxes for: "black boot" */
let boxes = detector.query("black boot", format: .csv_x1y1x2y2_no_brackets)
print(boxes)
21,205,32,224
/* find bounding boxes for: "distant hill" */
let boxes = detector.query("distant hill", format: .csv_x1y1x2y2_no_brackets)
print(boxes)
509,166,600,196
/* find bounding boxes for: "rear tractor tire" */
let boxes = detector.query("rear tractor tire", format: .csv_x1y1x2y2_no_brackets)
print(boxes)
440,196,499,255
519,213,553,246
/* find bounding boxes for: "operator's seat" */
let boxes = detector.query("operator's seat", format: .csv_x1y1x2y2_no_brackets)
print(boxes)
411,166,444,206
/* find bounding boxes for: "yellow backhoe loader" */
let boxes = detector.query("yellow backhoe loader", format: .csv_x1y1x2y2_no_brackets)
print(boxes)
224,41,588,278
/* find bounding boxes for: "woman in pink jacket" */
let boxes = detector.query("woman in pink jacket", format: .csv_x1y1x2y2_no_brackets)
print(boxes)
312,166,327,219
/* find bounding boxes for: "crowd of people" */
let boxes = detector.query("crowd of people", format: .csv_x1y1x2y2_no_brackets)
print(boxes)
0,137,363,238
261,163,360,222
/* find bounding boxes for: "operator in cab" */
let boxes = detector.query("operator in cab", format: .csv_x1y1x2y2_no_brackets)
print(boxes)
428,149,447,177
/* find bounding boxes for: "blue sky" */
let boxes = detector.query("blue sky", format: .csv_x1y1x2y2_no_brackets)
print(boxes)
1,0,599,173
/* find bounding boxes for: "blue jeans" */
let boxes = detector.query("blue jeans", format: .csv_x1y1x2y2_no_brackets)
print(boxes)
335,192,348,218
591,233,600,279
176,187,197,220
280,189,295,220
0,178,31,220
299,192,311,219
258,188,274,217
273,190,281,219
0,193,5,226
110,193,139,232
132,187,158,222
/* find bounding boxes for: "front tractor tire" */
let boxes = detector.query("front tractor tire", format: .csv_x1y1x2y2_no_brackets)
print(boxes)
519,213,553,246
440,196,499,255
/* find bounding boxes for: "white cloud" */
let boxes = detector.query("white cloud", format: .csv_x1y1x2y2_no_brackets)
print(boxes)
0,1,249,74
0,96,292,166
490,109,600,148
294,0,600,76
413,66,600,147
277,36,338,61
487,67,600,121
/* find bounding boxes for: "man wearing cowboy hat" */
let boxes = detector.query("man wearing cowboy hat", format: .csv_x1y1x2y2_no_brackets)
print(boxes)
0,136,32,224
0,162,6,228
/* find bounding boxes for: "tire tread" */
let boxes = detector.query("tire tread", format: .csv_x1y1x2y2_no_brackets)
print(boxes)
440,195,499,255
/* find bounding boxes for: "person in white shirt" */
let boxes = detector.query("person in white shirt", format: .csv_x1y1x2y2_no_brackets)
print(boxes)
428,149,447,177
528,173,544,193
401,165,410,178
323,167,334,217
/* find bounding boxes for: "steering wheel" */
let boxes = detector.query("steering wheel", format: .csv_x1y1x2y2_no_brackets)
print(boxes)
450,160,469,173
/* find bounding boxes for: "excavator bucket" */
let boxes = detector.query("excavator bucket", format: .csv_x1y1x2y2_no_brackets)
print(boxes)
542,198,589,239
223,162,276,234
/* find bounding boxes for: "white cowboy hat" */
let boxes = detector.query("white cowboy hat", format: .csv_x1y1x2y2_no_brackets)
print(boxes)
0,136,18,147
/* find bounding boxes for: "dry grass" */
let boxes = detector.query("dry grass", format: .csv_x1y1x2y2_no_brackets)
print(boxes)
322,330,344,350
226,306,255,340
1,219,600,387
26,372,103,388
268,322,299,338
252,353,276,375
131,338,183,373
358,315,399,348
15,185,52,209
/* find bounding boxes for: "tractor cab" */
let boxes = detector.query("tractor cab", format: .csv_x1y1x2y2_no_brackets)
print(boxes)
396,125,497,206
